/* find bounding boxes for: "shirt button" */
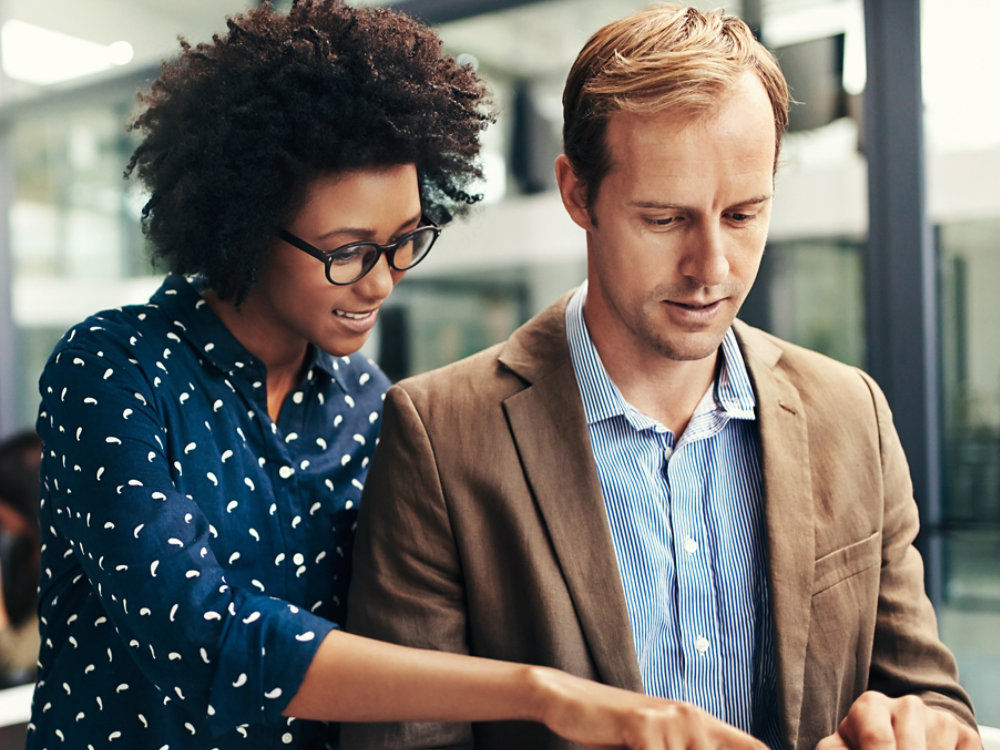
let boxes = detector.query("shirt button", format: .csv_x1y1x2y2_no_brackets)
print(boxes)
694,636,711,654
683,537,698,555
663,445,674,461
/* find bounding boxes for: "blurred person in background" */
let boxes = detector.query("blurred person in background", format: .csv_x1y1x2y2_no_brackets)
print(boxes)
0,429,41,688
345,5,980,750
24,2,772,749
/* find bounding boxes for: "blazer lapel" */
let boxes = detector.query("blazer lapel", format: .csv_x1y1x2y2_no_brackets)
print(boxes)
735,322,816,750
500,296,643,692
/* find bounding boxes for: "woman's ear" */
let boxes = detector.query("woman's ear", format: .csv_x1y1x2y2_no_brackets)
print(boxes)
554,154,594,231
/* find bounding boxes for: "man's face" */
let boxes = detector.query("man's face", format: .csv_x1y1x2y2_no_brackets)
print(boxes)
557,72,776,370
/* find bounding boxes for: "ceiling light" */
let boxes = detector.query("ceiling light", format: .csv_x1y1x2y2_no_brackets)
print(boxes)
1,19,133,86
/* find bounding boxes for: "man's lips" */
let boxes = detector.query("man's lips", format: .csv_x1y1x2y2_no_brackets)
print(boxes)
660,298,730,328
666,298,726,310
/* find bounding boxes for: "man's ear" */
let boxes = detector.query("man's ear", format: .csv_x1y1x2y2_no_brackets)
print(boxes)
554,154,594,231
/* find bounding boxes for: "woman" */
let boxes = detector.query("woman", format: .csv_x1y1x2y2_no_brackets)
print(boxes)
27,2,765,749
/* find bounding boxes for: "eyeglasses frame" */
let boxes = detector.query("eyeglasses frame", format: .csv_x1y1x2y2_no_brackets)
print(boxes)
277,219,441,286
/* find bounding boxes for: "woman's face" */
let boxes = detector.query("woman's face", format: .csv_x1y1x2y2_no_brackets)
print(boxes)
242,163,421,360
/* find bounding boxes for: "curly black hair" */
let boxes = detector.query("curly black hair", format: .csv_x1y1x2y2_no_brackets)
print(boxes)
125,0,492,301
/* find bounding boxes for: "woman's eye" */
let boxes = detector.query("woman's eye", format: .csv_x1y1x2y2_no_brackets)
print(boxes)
393,226,423,245
329,247,363,265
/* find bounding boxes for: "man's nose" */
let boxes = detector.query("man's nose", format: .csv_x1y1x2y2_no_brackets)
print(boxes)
678,226,729,287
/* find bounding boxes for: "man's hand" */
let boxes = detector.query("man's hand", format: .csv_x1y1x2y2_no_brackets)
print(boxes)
816,691,981,750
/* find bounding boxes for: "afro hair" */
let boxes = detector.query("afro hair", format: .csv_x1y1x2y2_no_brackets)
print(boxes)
125,0,492,301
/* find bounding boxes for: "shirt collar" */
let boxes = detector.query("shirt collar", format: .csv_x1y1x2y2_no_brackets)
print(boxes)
150,274,346,391
565,281,756,428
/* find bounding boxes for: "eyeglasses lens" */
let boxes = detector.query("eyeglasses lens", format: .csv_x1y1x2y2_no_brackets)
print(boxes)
326,227,437,285
394,228,436,270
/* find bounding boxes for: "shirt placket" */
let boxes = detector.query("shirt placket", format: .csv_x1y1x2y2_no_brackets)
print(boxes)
637,423,677,698
666,414,728,718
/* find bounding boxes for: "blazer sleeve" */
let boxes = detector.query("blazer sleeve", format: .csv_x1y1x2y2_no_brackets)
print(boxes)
342,384,474,750
861,371,977,729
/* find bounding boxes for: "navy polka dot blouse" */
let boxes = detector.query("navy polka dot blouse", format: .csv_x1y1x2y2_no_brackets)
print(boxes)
27,273,390,749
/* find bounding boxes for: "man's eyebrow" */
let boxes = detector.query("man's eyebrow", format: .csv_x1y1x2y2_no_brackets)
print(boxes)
731,194,773,206
629,194,774,210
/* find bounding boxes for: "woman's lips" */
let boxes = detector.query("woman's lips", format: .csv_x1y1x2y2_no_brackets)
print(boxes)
332,307,379,333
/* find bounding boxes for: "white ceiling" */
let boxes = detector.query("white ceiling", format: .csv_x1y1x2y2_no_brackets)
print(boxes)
436,0,711,81
0,0,858,96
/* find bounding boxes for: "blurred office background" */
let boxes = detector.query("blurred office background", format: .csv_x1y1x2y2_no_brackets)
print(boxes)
0,0,997,733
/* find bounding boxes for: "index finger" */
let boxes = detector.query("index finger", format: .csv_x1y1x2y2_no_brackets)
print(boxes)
816,730,853,750
710,716,770,750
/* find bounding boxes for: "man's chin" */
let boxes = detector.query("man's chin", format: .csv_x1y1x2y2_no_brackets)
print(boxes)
649,329,729,363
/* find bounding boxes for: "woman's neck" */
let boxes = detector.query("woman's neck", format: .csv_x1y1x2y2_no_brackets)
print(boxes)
202,288,308,422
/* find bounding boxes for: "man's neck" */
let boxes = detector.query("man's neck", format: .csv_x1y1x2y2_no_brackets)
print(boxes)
601,348,719,437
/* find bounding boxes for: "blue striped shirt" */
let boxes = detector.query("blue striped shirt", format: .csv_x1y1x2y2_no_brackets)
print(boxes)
565,283,780,747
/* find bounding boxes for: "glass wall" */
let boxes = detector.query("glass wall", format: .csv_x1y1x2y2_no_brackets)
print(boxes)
937,216,1000,723
742,237,865,367
7,101,154,429
923,0,1000,725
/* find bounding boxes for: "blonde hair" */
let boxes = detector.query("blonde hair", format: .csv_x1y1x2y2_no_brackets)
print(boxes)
563,4,790,204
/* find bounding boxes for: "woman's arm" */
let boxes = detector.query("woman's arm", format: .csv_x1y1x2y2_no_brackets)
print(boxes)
285,629,768,750
36,329,338,733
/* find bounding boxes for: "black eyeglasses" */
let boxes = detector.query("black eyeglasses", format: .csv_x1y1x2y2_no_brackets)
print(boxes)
278,220,441,286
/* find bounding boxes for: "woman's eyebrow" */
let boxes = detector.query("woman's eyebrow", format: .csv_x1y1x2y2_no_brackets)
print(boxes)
313,212,423,243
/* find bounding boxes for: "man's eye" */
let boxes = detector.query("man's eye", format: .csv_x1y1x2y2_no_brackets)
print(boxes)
648,216,678,226
728,212,754,222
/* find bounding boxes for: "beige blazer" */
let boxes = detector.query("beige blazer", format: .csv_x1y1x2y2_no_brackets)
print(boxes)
343,293,975,750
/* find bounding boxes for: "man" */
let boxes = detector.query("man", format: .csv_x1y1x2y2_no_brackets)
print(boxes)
343,6,979,749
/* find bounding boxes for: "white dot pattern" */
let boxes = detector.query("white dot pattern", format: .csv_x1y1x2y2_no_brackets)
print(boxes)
27,275,389,749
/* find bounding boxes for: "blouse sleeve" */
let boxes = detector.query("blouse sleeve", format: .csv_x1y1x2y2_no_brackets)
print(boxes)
36,330,337,734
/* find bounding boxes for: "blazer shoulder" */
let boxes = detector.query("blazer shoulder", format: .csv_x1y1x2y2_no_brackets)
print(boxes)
735,320,887,415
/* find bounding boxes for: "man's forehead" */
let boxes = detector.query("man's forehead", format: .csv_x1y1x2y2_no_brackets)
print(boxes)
603,112,774,168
